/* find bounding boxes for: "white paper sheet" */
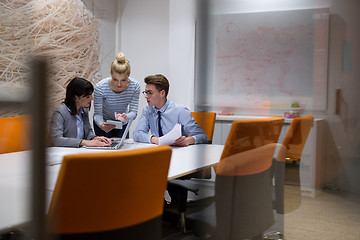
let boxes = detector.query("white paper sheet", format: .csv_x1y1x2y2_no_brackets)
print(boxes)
158,123,182,146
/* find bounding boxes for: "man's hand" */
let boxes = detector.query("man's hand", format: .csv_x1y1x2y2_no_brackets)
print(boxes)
151,136,159,145
101,122,115,133
173,136,195,147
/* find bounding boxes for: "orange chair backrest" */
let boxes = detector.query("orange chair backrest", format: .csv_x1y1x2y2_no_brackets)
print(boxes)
220,116,284,162
217,143,278,176
191,112,216,142
0,115,31,154
282,115,314,161
47,145,172,234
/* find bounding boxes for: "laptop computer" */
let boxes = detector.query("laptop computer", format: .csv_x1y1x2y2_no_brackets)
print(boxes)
85,120,132,150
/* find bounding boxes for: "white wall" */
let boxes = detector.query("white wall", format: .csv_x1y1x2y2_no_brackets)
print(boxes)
169,0,197,109
82,0,117,78
208,0,330,14
118,0,170,136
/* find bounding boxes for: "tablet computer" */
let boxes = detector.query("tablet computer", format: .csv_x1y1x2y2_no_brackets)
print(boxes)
106,120,123,129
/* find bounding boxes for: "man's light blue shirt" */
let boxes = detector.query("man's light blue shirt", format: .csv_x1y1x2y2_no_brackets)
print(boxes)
133,100,207,144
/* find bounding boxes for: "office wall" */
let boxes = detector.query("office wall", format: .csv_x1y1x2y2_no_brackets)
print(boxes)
81,0,118,130
197,0,360,192
82,0,171,136
82,0,117,79
118,0,170,136
207,0,360,192
86,0,196,136
169,0,197,109
90,0,360,192
324,0,360,193
142,0,359,192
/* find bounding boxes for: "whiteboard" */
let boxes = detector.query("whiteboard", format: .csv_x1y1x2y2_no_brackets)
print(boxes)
200,8,329,111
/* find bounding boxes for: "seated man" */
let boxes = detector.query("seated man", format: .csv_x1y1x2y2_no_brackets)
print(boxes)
133,74,207,146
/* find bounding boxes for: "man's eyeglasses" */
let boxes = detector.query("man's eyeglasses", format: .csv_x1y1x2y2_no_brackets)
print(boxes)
142,90,153,96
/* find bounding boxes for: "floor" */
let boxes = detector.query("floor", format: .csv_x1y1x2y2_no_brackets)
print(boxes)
161,167,360,240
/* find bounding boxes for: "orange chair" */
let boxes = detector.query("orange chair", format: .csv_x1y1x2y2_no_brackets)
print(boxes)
191,112,217,178
187,116,285,239
0,115,31,154
282,115,314,162
268,115,315,239
218,116,284,163
273,115,314,211
191,112,216,143
47,146,172,240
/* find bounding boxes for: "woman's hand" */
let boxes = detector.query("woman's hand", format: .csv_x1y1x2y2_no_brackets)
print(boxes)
114,112,128,121
80,137,111,147
101,122,116,133
93,136,112,145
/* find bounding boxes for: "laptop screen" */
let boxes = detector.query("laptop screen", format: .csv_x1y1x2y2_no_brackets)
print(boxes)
85,119,132,149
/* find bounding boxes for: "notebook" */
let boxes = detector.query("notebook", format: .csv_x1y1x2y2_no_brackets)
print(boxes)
85,120,132,150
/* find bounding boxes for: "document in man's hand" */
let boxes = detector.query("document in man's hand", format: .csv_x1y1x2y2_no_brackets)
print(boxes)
158,123,182,146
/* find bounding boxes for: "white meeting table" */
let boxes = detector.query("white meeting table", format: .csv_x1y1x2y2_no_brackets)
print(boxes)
0,140,224,233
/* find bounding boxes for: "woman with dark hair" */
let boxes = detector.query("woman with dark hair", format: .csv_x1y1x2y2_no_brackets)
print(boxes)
49,77,111,147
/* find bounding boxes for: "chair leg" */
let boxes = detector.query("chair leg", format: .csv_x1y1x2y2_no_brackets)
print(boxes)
178,212,187,233
176,188,188,233
168,186,189,233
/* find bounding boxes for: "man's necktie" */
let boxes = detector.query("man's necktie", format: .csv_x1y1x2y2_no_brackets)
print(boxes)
158,111,163,137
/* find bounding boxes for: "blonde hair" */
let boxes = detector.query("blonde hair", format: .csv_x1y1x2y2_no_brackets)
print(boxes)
110,52,131,75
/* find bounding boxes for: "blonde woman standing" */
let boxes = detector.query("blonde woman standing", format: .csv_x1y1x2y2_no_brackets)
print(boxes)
93,52,140,138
